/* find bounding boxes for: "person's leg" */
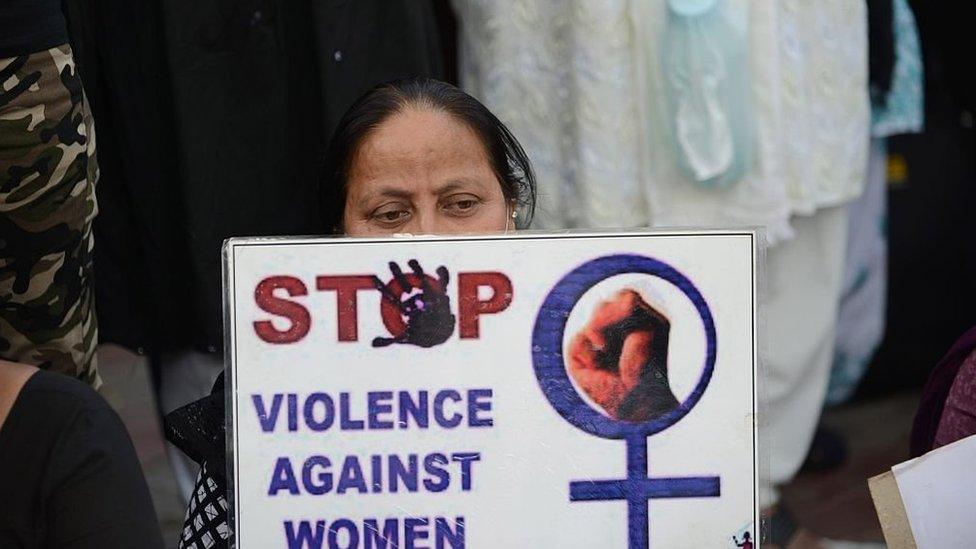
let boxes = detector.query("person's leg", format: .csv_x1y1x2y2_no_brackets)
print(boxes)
156,350,224,502
0,45,100,387
762,205,849,508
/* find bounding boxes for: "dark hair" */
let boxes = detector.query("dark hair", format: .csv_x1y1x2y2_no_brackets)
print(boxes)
321,77,536,232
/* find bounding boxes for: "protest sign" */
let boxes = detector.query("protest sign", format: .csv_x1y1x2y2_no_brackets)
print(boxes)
226,231,759,548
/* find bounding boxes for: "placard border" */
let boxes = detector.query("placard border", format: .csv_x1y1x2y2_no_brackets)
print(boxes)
224,229,760,547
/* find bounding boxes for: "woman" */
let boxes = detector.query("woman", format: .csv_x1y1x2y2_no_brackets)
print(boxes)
911,326,976,457
0,360,163,548
320,78,536,235
165,78,536,548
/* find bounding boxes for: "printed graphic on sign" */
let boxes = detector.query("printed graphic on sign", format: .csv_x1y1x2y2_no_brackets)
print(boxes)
227,232,758,548
371,260,456,348
566,286,678,422
532,254,721,548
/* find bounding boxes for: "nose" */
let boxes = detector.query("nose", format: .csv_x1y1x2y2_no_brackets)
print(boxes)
413,211,437,235
398,215,429,235
403,208,445,235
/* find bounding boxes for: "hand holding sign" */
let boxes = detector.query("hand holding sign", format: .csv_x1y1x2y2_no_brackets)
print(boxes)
567,289,678,422
372,260,456,348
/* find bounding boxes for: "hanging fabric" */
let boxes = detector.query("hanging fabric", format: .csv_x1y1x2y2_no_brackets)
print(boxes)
828,0,924,405
661,0,756,189
632,0,794,242
453,0,648,229
871,0,924,137
456,0,870,244
633,0,869,244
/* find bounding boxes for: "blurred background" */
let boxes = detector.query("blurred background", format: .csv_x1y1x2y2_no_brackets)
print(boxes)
16,0,976,546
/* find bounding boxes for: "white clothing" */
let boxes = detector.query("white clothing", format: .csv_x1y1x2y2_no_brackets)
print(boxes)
633,0,869,243
632,0,794,241
454,0,648,229
455,0,866,508
762,205,849,504
457,0,870,246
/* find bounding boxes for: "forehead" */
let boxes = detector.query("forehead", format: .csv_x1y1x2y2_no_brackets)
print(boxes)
347,107,494,188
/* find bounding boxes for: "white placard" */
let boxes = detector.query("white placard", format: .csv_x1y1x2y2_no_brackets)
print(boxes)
226,231,759,548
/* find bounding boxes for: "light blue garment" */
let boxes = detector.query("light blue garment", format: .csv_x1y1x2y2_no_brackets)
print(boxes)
872,0,924,137
661,0,755,189
827,138,888,405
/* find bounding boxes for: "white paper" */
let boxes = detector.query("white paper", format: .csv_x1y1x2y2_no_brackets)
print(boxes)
893,433,976,548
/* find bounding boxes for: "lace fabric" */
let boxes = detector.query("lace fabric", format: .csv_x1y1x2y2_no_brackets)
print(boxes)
775,0,870,215
454,0,649,229
456,0,870,245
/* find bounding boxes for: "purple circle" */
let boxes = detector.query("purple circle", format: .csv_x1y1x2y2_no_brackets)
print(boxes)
531,254,717,439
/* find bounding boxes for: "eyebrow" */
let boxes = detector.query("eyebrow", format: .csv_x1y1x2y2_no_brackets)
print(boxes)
363,187,414,201
357,179,488,205
436,181,478,194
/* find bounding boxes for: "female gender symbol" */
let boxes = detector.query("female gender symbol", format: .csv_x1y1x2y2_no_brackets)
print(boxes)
531,254,719,548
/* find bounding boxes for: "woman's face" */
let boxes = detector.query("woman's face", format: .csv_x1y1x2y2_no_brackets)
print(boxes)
342,108,510,236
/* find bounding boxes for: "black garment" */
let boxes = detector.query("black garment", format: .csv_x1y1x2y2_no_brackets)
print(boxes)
0,0,68,57
64,0,446,355
62,0,189,354
0,370,163,548
165,376,229,548
908,2,976,121
311,0,444,138
166,379,230,548
867,0,896,106
164,372,227,481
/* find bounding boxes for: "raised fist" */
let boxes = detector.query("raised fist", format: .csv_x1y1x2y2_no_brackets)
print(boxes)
567,289,679,422
372,260,456,348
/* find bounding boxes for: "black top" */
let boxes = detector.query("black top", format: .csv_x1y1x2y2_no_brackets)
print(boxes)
0,371,164,549
63,0,446,354
0,0,68,57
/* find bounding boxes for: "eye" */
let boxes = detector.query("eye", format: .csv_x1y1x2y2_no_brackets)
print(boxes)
370,204,411,226
442,194,482,216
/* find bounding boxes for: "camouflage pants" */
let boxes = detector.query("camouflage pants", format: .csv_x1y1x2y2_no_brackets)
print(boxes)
0,45,100,387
